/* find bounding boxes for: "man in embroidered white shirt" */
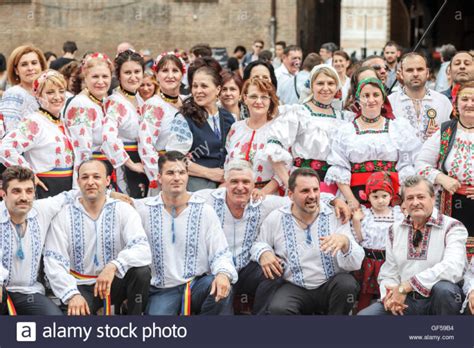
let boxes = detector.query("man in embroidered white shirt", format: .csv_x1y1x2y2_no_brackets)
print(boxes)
251,168,364,315
195,160,351,314
0,166,69,315
388,52,452,142
44,159,152,315
134,151,237,315
359,176,467,315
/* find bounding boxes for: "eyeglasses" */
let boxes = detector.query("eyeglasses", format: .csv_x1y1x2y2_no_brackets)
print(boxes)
250,75,271,82
246,94,271,102
371,64,389,71
412,229,423,248
254,45,263,49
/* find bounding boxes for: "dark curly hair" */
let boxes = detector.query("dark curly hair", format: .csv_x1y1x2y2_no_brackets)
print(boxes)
114,49,145,84
181,66,223,127
59,61,82,95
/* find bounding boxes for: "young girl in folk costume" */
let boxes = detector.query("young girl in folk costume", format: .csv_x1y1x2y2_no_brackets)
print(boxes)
352,171,404,311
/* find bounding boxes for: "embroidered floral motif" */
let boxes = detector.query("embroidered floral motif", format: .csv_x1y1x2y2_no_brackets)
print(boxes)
149,205,165,287
28,218,42,286
407,225,431,260
70,206,85,273
351,160,397,173
447,136,474,185
101,203,116,264
183,203,203,279
281,213,305,288
316,213,336,280
294,158,329,172
303,104,336,118
437,126,452,168
353,118,389,135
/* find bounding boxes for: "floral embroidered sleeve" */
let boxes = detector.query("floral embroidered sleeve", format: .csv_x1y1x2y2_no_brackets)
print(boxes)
65,105,96,165
138,103,166,181
165,114,193,154
0,118,41,170
0,113,4,139
415,130,443,184
102,100,129,168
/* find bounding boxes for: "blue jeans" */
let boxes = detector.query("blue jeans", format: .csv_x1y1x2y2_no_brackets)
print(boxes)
358,281,463,315
146,275,233,315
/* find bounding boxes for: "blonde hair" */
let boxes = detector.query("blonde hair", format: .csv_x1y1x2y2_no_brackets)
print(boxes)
33,69,67,96
7,45,47,85
301,64,341,103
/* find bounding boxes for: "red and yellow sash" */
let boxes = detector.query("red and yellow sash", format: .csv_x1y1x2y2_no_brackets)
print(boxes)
70,270,112,315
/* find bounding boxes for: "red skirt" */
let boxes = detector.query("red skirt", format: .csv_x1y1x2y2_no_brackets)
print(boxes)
353,250,385,295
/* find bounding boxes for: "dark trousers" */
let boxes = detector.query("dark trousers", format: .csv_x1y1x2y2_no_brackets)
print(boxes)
268,273,360,315
232,261,283,315
1,288,62,315
358,281,464,315
77,266,151,315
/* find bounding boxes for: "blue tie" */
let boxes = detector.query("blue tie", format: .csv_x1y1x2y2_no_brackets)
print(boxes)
212,115,221,140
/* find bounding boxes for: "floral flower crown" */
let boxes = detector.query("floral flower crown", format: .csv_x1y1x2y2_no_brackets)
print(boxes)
33,69,63,95
152,51,186,74
81,52,112,72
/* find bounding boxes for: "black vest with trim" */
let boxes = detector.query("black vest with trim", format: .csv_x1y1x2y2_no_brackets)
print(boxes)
438,119,458,174
183,107,235,168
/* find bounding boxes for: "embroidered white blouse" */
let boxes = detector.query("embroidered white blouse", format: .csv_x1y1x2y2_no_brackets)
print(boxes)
64,94,105,166
44,197,152,304
134,193,238,288
102,90,144,168
0,111,74,173
138,95,180,181
265,104,352,167
325,117,420,185
416,128,474,186
378,209,467,300
225,119,278,183
462,258,474,312
251,203,364,290
0,85,39,138
357,205,405,250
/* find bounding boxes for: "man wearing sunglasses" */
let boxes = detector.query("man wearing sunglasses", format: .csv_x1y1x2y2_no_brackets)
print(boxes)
242,39,264,68
359,176,467,315
388,52,452,142
362,55,389,86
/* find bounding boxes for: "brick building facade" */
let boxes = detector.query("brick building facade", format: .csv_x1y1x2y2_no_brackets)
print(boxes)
0,0,298,59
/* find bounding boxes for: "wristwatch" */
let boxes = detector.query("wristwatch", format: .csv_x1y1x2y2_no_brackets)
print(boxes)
398,284,408,295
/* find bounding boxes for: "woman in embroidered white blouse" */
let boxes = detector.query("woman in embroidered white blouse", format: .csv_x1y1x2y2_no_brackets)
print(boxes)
225,78,280,195
265,64,352,194
325,77,420,210
0,70,74,198
416,81,474,238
